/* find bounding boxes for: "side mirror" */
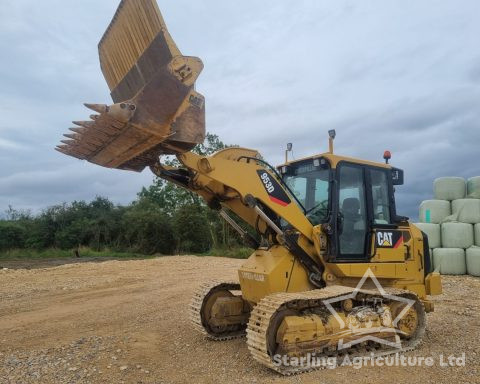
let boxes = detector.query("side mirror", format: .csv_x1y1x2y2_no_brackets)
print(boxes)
391,167,404,185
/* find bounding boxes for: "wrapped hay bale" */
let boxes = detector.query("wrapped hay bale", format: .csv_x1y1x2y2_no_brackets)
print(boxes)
466,247,480,277
451,199,480,224
432,249,442,271
434,177,466,201
414,223,441,248
419,200,451,224
467,176,480,199
432,248,466,275
441,222,474,248
476,224,480,246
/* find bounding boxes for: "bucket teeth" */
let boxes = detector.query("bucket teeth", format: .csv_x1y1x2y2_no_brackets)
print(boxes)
84,103,108,114
61,139,76,145
63,133,77,140
73,121,94,128
56,145,76,153
56,145,87,159
55,146,68,154
69,127,86,134
69,127,110,141
55,147,85,160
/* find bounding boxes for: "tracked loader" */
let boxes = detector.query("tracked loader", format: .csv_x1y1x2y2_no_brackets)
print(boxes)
57,0,442,374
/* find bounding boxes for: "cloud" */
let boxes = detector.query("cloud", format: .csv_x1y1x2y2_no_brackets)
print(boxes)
0,138,24,150
1,0,479,221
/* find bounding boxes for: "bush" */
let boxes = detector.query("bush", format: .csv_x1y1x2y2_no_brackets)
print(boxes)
173,204,212,253
0,133,254,257
0,222,26,250
120,201,175,255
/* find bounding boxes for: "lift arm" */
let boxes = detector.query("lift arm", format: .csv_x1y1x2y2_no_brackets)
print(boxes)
151,148,326,287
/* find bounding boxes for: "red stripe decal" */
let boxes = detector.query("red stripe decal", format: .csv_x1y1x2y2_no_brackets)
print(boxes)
269,196,290,207
393,236,403,249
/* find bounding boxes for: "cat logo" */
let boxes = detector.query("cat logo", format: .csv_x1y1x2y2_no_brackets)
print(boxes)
377,231,393,247
376,230,403,249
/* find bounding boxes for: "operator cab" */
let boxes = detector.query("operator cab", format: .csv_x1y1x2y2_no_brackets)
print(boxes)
279,154,406,262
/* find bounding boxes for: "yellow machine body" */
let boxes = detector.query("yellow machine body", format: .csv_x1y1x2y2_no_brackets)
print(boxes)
174,149,442,311
58,0,442,374
233,153,441,309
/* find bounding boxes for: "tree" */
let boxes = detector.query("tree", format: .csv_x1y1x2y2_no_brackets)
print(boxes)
173,203,211,253
120,199,175,254
195,132,227,156
4,205,31,221
138,132,243,251
0,222,25,250
138,133,228,214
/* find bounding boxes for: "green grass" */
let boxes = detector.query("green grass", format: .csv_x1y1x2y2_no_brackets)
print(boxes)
0,246,253,260
204,247,252,259
0,247,150,260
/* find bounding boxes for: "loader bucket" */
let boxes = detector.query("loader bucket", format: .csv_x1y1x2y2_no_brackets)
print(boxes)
56,0,205,171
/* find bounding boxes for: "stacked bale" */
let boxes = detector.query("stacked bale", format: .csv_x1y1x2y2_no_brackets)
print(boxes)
466,247,480,277
432,248,466,275
434,177,466,200
467,177,480,198
451,199,480,224
415,223,441,248
476,224,480,246
416,176,480,276
441,222,474,248
419,200,450,223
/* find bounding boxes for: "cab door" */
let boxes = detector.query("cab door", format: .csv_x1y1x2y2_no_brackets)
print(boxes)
368,167,406,262
334,163,403,262
336,163,369,260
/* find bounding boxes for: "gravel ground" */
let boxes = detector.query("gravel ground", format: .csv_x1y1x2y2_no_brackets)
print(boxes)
0,256,479,384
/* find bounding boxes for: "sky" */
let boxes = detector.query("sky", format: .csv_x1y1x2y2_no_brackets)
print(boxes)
1,0,479,220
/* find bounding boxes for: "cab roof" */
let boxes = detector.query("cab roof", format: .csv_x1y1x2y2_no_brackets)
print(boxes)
279,152,391,170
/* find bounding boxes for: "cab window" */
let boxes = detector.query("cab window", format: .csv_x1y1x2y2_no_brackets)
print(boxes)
370,169,391,224
283,161,330,225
